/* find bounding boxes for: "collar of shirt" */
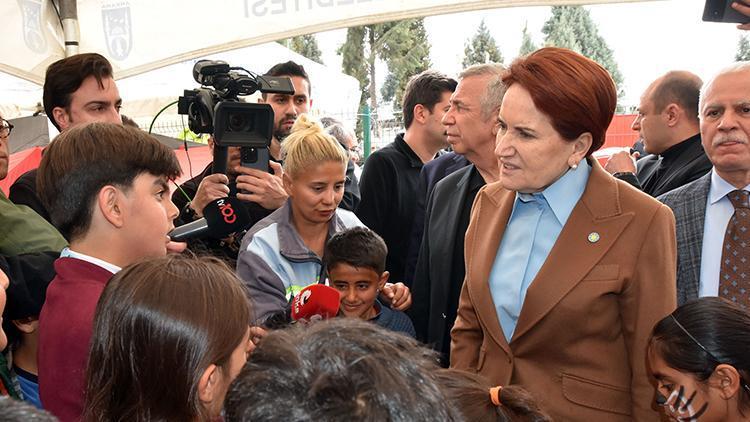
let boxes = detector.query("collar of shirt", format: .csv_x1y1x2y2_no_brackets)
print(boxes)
394,133,428,168
660,133,701,164
709,169,750,205
59,247,121,274
512,159,591,226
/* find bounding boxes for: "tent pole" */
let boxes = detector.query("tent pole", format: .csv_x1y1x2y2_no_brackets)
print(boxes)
59,0,80,57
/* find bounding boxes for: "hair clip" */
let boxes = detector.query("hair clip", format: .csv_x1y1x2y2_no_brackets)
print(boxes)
489,386,503,406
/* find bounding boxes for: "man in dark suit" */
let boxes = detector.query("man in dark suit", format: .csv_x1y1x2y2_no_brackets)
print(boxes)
409,64,505,365
605,71,711,197
659,63,750,307
402,151,469,285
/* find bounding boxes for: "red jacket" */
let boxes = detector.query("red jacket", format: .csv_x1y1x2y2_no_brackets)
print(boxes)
38,257,113,422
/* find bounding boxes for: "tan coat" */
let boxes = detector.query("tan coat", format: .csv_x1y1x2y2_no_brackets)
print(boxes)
451,160,677,421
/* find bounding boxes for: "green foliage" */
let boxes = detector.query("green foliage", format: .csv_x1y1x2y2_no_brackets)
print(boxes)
278,34,324,64
542,6,624,99
518,22,538,56
462,19,504,68
338,19,432,132
737,35,750,61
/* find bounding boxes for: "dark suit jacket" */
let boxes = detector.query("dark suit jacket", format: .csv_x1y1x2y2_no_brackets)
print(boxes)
618,134,711,197
410,165,475,357
403,152,470,285
658,172,711,305
451,159,676,421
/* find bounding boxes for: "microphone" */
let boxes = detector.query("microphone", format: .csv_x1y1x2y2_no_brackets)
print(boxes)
169,197,251,242
290,284,340,322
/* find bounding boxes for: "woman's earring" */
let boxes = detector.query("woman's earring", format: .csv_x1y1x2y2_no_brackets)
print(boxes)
570,163,578,170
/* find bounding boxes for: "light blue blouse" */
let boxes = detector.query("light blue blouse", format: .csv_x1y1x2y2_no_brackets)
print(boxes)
489,160,591,342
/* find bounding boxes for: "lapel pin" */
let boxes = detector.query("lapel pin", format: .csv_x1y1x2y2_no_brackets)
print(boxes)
587,232,600,243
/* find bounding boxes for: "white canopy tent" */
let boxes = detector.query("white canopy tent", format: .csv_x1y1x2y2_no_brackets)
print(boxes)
0,42,363,135
1,0,658,85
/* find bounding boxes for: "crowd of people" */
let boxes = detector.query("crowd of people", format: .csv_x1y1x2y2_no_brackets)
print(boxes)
1,4,750,421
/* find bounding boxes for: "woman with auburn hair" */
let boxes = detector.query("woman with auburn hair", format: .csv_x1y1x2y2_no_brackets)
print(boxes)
82,255,251,422
450,47,677,421
648,297,750,422
237,115,410,326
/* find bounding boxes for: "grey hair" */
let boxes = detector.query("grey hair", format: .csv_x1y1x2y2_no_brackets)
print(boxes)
699,61,750,115
458,63,507,120
320,116,354,148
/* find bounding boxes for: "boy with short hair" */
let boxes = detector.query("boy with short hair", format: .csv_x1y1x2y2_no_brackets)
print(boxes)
36,122,182,421
323,227,415,337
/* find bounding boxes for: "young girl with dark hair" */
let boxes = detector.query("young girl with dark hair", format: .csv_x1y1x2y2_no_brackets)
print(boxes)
83,255,251,422
649,297,750,421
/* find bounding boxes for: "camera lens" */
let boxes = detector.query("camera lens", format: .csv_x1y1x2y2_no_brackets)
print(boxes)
227,112,253,132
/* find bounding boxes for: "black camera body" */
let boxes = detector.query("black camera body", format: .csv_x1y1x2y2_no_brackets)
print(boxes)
178,60,294,172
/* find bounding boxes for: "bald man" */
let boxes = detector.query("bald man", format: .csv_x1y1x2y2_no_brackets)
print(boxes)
605,71,711,196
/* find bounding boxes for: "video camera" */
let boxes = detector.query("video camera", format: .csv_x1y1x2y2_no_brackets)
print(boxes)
177,60,295,172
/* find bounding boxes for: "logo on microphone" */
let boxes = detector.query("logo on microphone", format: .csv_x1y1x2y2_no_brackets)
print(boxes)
217,199,237,224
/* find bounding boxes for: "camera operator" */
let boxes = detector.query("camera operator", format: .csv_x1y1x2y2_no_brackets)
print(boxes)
172,61,360,264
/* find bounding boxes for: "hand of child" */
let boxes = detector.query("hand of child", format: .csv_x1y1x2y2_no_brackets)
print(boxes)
248,325,268,353
166,241,188,254
381,282,412,311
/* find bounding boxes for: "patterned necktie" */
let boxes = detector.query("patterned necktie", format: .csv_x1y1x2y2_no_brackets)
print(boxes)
719,189,750,308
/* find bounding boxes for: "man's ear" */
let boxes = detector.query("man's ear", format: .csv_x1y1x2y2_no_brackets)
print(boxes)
569,132,593,167
51,107,71,131
412,104,427,125
664,104,680,127
198,364,221,405
378,271,390,290
12,317,39,334
712,364,743,400
97,185,125,228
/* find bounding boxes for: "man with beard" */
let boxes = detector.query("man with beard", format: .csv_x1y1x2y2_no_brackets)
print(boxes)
172,61,359,264
659,62,750,307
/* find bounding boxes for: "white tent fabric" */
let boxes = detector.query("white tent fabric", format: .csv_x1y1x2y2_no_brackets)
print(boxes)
1,0,656,84
0,42,362,138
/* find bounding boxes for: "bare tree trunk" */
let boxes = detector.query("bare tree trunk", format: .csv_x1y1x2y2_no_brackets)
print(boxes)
368,27,379,142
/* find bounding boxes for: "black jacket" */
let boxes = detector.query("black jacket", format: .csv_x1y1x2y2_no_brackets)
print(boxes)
355,134,424,284
616,134,711,197
409,165,483,365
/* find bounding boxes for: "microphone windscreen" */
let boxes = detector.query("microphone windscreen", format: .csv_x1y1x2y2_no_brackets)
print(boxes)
202,197,251,238
291,284,340,321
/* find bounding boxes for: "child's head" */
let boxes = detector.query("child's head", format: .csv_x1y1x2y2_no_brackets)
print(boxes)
281,115,348,225
648,297,750,422
83,255,251,422
225,318,457,422
37,123,181,261
436,369,551,422
323,227,389,320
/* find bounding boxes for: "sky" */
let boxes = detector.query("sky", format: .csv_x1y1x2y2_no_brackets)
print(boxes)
316,0,747,108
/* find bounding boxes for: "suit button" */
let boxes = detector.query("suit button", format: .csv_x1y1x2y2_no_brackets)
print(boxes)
441,313,446,319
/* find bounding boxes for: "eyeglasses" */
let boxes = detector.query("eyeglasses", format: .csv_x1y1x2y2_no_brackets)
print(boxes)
670,314,750,394
0,120,13,138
